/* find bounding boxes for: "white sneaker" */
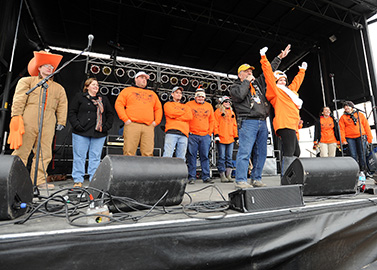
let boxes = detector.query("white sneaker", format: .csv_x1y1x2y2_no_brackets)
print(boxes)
235,182,253,189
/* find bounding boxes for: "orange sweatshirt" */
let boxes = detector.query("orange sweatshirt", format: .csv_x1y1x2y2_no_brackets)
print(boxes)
261,55,305,132
115,86,162,126
164,101,193,137
339,111,372,143
319,116,337,143
186,100,214,136
214,107,238,144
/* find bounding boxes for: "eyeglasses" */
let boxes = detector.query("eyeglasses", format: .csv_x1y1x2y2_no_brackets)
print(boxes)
42,64,54,69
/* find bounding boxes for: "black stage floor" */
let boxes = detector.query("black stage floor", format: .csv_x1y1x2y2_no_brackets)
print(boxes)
1,173,377,269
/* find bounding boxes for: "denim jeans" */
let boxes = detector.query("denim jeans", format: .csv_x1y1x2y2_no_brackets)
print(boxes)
72,133,106,183
187,134,211,180
236,119,268,182
346,136,367,170
163,133,188,161
217,142,234,173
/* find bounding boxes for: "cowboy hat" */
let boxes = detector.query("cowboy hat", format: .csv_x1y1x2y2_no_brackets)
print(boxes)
27,50,63,76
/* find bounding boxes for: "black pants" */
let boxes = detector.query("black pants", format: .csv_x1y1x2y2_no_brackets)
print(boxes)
276,128,300,157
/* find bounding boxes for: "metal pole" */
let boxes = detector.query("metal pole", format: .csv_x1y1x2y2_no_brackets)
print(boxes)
317,48,327,107
330,74,344,156
359,18,377,139
0,0,23,154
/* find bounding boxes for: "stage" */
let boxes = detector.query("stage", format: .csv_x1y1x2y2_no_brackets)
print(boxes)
1,174,377,269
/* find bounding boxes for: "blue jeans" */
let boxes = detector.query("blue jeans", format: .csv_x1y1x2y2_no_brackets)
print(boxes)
187,134,211,180
163,133,188,161
346,136,367,170
72,133,106,183
217,142,234,173
236,119,268,182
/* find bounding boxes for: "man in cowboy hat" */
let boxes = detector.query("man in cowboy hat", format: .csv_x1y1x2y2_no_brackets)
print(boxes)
115,71,163,156
8,50,68,189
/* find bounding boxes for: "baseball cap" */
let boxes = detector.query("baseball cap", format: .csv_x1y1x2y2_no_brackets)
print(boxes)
172,86,183,93
238,63,255,74
134,71,150,79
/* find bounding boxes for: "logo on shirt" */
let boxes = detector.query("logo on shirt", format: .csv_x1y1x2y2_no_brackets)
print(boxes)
193,108,210,121
133,92,153,104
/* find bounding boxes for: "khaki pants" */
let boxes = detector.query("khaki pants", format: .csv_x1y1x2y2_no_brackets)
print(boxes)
319,142,337,157
12,123,55,186
123,122,154,156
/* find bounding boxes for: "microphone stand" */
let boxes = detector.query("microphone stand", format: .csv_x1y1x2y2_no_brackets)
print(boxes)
27,45,91,197
330,74,344,156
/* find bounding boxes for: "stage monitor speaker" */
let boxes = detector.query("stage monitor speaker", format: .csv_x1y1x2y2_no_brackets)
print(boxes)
89,155,188,211
228,185,304,213
0,155,33,220
281,157,359,196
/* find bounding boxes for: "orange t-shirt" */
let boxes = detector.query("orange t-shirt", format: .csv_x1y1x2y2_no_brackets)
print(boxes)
164,101,193,137
186,100,214,136
115,86,162,126
319,116,337,143
214,107,238,144
261,55,305,132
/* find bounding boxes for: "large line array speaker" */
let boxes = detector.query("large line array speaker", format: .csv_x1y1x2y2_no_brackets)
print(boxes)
228,185,304,213
89,155,188,211
281,157,359,196
0,155,33,220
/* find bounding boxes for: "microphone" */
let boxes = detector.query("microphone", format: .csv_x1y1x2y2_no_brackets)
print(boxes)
333,99,345,103
87,34,94,51
329,73,335,78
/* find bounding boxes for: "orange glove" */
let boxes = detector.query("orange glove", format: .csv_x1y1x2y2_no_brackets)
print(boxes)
7,115,25,150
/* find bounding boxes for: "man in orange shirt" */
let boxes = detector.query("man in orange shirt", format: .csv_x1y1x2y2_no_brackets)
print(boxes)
186,88,215,184
163,86,193,160
115,71,163,156
339,101,372,171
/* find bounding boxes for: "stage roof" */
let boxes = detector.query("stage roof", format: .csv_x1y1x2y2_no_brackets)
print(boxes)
2,0,377,125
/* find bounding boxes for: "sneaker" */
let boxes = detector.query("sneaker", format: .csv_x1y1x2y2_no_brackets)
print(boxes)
188,179,195,185
203,178,214,184
252,180,267,187
235,181,253,189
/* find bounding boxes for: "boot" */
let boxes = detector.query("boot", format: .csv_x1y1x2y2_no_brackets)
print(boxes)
220,172,228,182
225,168,233,182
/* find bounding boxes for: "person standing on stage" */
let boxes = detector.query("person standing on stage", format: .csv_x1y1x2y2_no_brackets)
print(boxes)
313,106,340,157
115,71,163,156
339,101,372,171
8,50,68,189
163,86,193,161
186,88,215,184
68,78,114,188
214,96,238,183
260,46,307,175
230,45,291,189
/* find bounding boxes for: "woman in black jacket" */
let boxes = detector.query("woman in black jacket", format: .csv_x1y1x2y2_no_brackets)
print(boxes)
68,78,114,187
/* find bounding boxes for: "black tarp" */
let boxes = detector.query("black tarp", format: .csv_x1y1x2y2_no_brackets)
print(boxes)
1,199,377,269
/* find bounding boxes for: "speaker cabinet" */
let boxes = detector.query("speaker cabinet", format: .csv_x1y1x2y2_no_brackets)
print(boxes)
281,157,359,196
0,155,33,220
228,185,304,213
89,155,187,211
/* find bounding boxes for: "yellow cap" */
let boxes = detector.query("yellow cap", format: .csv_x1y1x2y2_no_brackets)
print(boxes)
238,63,255,74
